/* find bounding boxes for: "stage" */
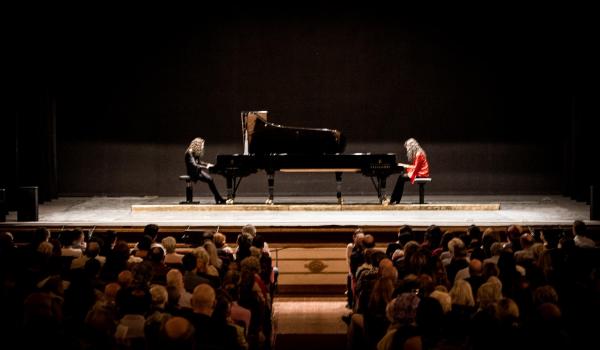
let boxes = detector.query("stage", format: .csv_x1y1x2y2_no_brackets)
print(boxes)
1,194,596,293
1,194,594,228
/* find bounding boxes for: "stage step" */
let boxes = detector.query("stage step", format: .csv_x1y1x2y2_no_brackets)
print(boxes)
131,203,501,212
273,297,347,350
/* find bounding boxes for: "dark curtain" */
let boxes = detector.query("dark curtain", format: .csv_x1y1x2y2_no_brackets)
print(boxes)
1,87,59,208
563,93,597,204
16,88,59,204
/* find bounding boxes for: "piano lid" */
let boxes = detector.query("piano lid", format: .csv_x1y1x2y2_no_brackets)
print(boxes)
241,111,346,155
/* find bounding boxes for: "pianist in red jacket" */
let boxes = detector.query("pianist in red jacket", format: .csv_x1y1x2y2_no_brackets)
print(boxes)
185,137,226,204
389,138,430,204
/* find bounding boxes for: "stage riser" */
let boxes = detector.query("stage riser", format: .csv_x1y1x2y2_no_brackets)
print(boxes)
3,224,597,245
131,203,501,212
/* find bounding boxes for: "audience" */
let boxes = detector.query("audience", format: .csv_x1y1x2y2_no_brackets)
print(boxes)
1,219,598,350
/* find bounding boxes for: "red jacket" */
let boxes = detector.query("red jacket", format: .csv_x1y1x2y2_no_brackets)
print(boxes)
407,151,430,183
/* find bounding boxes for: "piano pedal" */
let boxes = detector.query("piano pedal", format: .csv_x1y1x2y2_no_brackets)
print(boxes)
265,198,274,205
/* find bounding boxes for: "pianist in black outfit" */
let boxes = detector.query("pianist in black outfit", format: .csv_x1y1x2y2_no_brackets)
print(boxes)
185,137,226,204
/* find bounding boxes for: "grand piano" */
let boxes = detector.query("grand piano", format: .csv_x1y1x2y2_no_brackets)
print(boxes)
209,111,404,204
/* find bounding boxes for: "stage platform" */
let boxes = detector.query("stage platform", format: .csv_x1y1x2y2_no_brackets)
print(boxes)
1,194,594,228
2,194,596,293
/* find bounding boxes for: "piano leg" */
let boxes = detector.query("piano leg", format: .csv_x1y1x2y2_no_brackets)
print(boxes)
335,172,343,204
266,172,275,205
225,176,234,204
378,176,390,205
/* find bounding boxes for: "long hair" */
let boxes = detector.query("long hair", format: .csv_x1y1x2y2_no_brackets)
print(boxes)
404,138,425,162
187,137,205,157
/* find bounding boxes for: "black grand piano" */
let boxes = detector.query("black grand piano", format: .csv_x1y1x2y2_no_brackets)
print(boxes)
209,111,404,204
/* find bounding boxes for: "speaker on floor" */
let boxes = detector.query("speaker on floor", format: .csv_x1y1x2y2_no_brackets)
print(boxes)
17,186,38,222
592,185,599,220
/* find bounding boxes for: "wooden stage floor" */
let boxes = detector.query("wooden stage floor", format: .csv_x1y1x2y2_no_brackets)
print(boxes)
1,194,595,228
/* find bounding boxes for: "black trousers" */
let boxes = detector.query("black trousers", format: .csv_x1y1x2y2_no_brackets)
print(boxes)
390,174,410,203
195,170,224,202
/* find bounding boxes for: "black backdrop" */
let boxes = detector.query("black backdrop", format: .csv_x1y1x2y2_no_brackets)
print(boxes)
3,7,596,202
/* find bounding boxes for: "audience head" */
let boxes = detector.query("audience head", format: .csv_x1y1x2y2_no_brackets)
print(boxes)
379,258,397,279
429,290,452,314
150,285,169,309
520,233,534,249
241,224,257,238
449,279,475,307
541,229,561,248
490,242,503,256
536,302,562,323
353,228,364,239
398,224,413,240
149,246,165,263
192,247,210,270
104,282,121,300
240,256,261,274
166,269,184,289
496,298,520,323
467,224,483,242
213,232,227,248
137,235,153,251
131,261,153,286
478,278,503,309
482,262,499,280
84,241,100,258
37,241,54,257
363,234,375,248
448,238,465,257
32,227,51,247
191,284,216,316
533,285,559,307
386,292,421,325
468,259,483,276
507,225,522,240
182,253,197,271
425,225,442,249
252,234,265,249
162,317,195,347
143,224,159,240
161,236,177,254
573,220,587,237
118,270,134,288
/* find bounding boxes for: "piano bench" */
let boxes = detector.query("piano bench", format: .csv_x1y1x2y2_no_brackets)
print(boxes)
179,175,199,204
414,178,432,204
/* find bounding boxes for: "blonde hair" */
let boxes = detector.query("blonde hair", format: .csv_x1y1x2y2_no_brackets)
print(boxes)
450,279,475,307
187,137,205,157
430,290,452,314
478,279,503,308
161,236,177,254
150,284,168,307
192,247,210,265
496,298,520,321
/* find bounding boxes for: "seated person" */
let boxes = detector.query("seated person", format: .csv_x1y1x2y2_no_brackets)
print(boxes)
185,137,225,204
389,138,430,204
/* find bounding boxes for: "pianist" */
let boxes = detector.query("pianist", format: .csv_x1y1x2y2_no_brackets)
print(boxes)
389,138,430,204
185,137,226,204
